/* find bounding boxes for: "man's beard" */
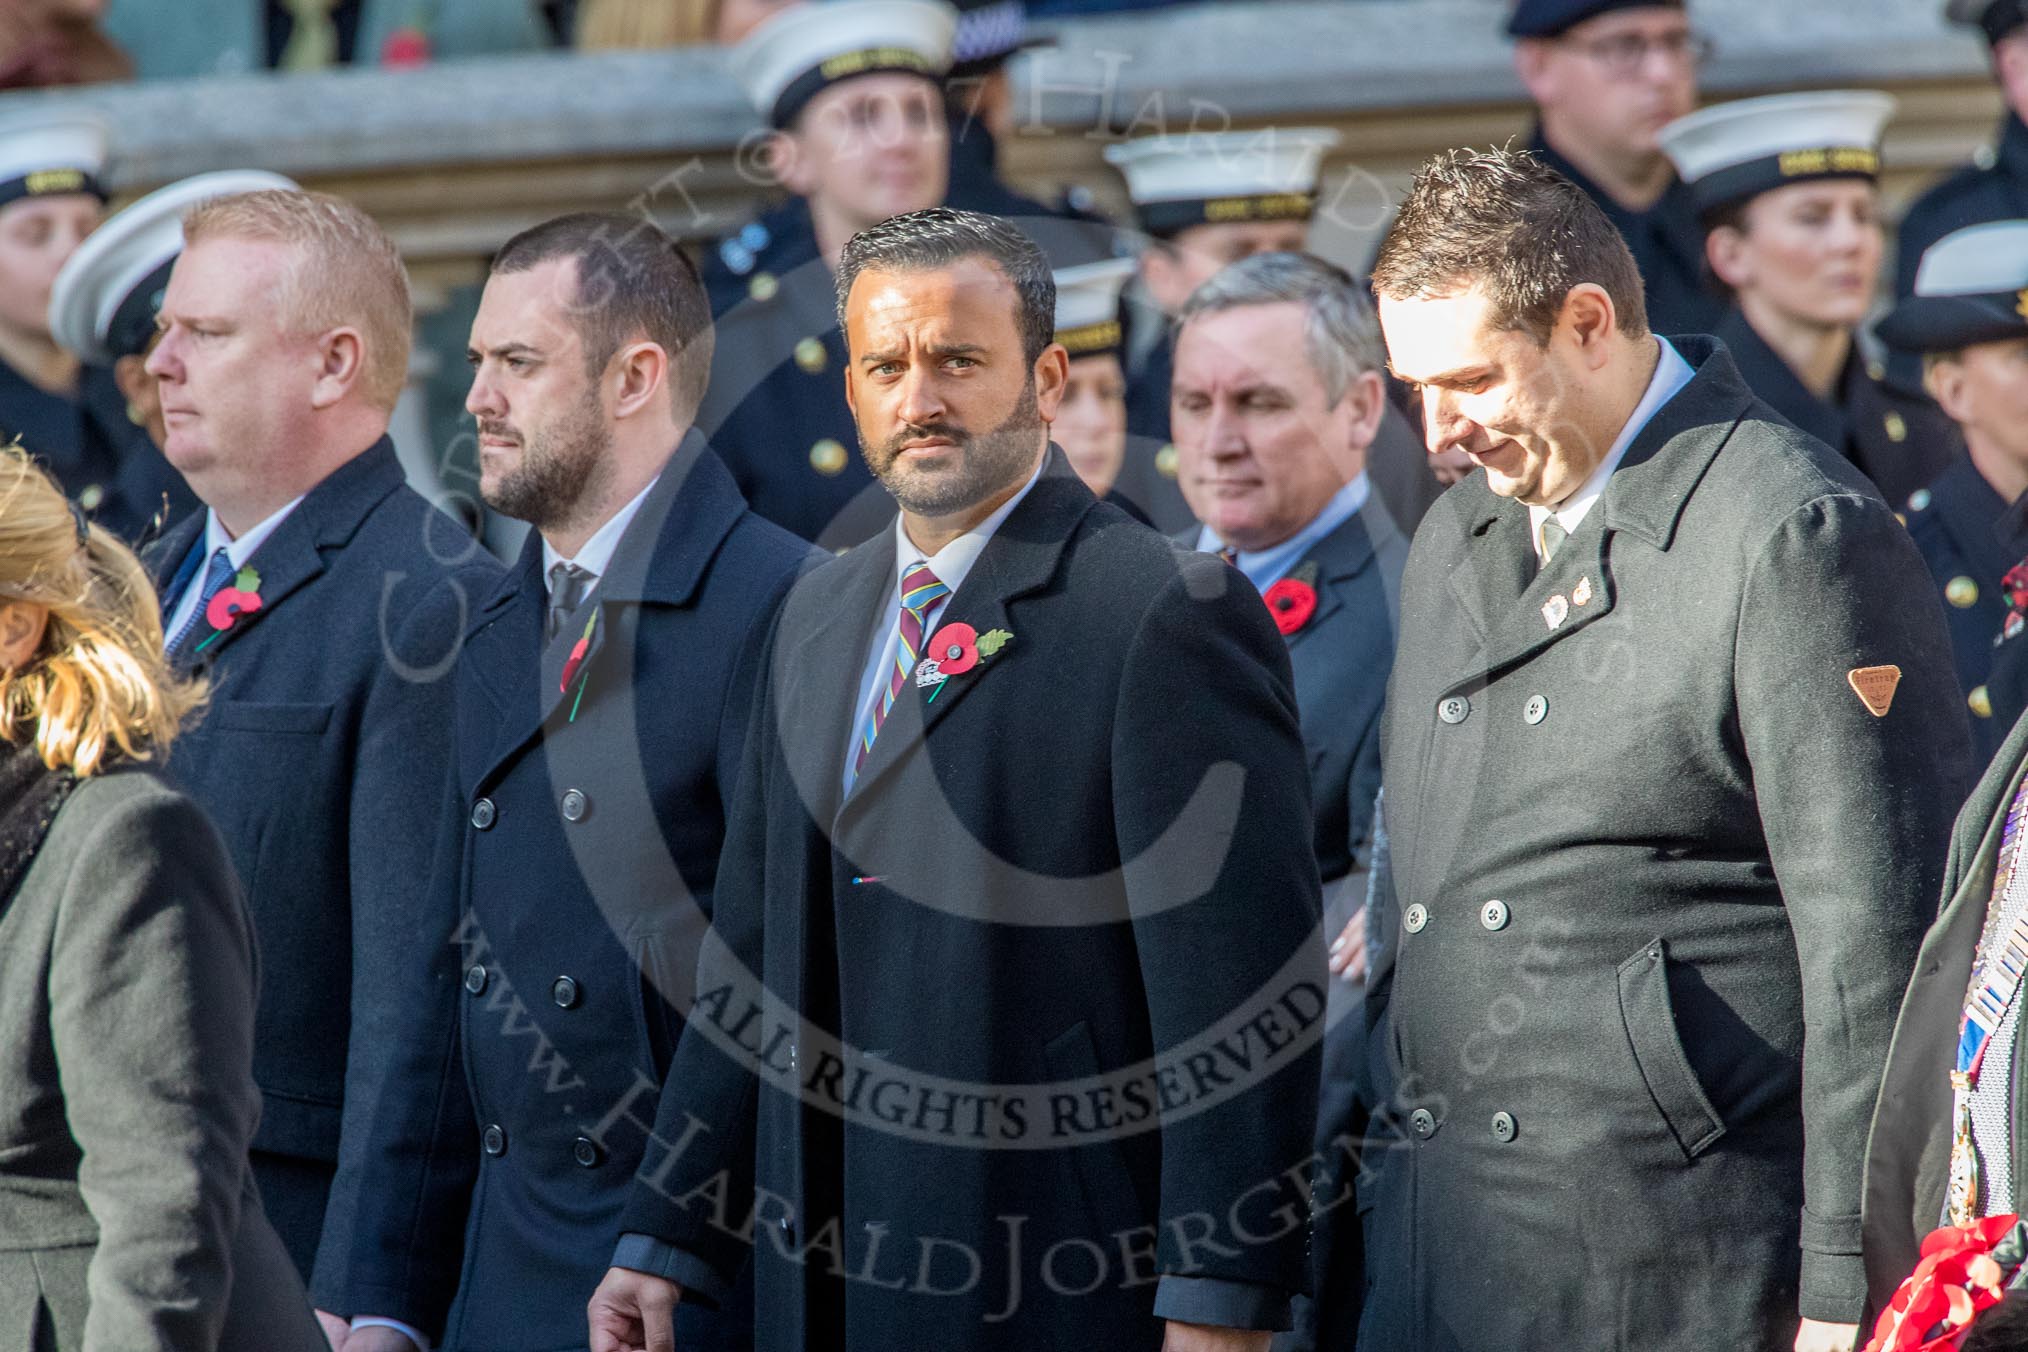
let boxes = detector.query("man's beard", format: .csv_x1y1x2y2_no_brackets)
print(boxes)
478,387,614,531
861,379,1044,518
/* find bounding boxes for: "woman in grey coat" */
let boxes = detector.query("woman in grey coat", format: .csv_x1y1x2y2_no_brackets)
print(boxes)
0,448,322,1351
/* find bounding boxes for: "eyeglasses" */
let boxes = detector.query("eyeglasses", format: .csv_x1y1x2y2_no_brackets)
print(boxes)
1561,30,1714,78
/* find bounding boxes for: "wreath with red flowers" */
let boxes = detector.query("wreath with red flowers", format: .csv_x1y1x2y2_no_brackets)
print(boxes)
1863,1213,2023,1351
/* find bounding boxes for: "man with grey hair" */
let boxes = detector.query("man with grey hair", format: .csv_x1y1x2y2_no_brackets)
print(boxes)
1172,250,1404,1352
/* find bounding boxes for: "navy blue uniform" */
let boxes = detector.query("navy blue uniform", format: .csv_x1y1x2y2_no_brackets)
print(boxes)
311,439,811,1349
1904,456,2028,765
0,357,193,542
144,438,500,1283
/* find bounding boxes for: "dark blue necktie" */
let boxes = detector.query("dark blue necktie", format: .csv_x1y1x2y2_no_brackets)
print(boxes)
168,548,236,658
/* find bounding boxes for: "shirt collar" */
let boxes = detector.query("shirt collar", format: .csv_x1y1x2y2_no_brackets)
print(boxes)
541,474,662,594
1196,472,1370,594
1528,336,1693,555
204,496,306,570
890,451,1048,597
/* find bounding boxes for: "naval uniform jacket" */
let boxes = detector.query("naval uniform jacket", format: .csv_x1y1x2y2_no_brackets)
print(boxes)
1359,336,1974,1348
144,438,501,1279
613,448,1325,1351
1903,456,2028,766
1862,699,2028,1319
1715,308,1960,510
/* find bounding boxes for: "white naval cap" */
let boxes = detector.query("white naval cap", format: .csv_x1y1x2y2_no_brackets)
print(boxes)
1656,90,1896,218
1877,220,2028,352
1102,128,1339,238
732,0,957,129
48,170,299,366
1052,257,1136,358
0,115,108,211
1946,0,2028,44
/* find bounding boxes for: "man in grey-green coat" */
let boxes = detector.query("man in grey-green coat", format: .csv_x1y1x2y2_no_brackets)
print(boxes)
1359,147,1974,1352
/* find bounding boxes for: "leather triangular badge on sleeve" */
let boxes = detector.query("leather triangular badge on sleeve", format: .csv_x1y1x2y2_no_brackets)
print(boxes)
1847,664,1902,717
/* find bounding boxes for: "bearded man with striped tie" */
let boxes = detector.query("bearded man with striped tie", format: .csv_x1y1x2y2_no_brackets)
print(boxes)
588,207,1326,1352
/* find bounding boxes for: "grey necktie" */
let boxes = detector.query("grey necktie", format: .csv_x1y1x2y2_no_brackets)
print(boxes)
546,562,595,640
1538,516,1568,566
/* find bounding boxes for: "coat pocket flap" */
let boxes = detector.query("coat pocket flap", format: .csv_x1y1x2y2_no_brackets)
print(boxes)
1616,938,1726,1160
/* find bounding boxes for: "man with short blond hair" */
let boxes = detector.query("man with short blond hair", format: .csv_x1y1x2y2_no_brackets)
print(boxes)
141,189,500,1339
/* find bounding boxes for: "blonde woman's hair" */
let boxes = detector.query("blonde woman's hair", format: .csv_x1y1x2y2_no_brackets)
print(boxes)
0,447,203,777
182,189,413,411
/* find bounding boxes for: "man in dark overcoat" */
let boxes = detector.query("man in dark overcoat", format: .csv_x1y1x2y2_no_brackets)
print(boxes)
1361,147,1974,1352
586,207,1325,1352
312,214,812,1352
139,189,501,1314
1168,250,1407,1352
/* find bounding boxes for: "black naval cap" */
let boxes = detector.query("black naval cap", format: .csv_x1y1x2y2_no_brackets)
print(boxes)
1506,0,1684,38
1946,0,2028,45
1878,222,2028,353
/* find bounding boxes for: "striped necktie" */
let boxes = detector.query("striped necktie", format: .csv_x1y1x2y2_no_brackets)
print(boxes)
168,547,237,659
851,563,949,785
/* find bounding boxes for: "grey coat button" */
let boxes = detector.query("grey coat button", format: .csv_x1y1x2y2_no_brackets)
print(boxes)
1523,695,1548,725
552,975,581,1009
471,798,496,830
464,965,488,996
1410,1109,1436,1139
1438,696,1470,725
1481,899,1510,931
560,789,588,822
1492,1111,1517,1143
572,1136,602,1168
482,1124,506,1156
1404,904,1429,934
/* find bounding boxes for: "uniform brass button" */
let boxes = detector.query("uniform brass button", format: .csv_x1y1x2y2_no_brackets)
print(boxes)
1523,695,1548,725
78,483,104,511
1970,685,1994,720
560,789,588,822
1480,899,1509,931
464,964,488,996
1491,1111,1517,1143
1410,1108,1436,1139
1438,696,1470,725
1404,903,1428,934
1867,360,1885,382
471,798,497,830
1947,576,1980,609
552,975,581,1009
794,336,827,373
809,439,848,476
1154,444,1179,479
1908,488,1932,513
1884,411,1908,443
482,1124,506,1156
572,1135,602,1168
747,271,778,303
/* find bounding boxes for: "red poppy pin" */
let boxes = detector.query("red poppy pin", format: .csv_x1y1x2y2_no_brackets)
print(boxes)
560,609,598,722
194,567,262,653
914,624,1012,702
2006,561,2028,617
1262,560,1321,636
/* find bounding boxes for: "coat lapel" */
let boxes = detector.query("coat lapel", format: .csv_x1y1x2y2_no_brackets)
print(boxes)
774,528,898,828
178,439,408,670
838,448,1095,814
1285,508,1378,651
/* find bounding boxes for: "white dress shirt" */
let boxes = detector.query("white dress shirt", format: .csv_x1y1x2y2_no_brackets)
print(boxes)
1527,335,1695,559
842,454,1048,792
539,474,661,599
1195,472,1371,595
163,496,307,643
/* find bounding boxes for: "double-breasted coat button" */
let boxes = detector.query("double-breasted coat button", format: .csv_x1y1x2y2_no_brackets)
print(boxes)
1971,685,1994,720
1410,1108,1436,1139
1947,576,1980,609
482,1124,507,1156
1491,1111,1517,1143
1438,696,1470,725
470,798,497,830
809,439,848,475
78,483,104,511
1480,899,1510,931
794,336,827,373
1523,695,1548,725
572,1136,602,1168
1404,904,1429,934
560,789,588,822
1154,444,1179,479
552,975,581,1009
464,965,489,995
1884,411,1908,443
